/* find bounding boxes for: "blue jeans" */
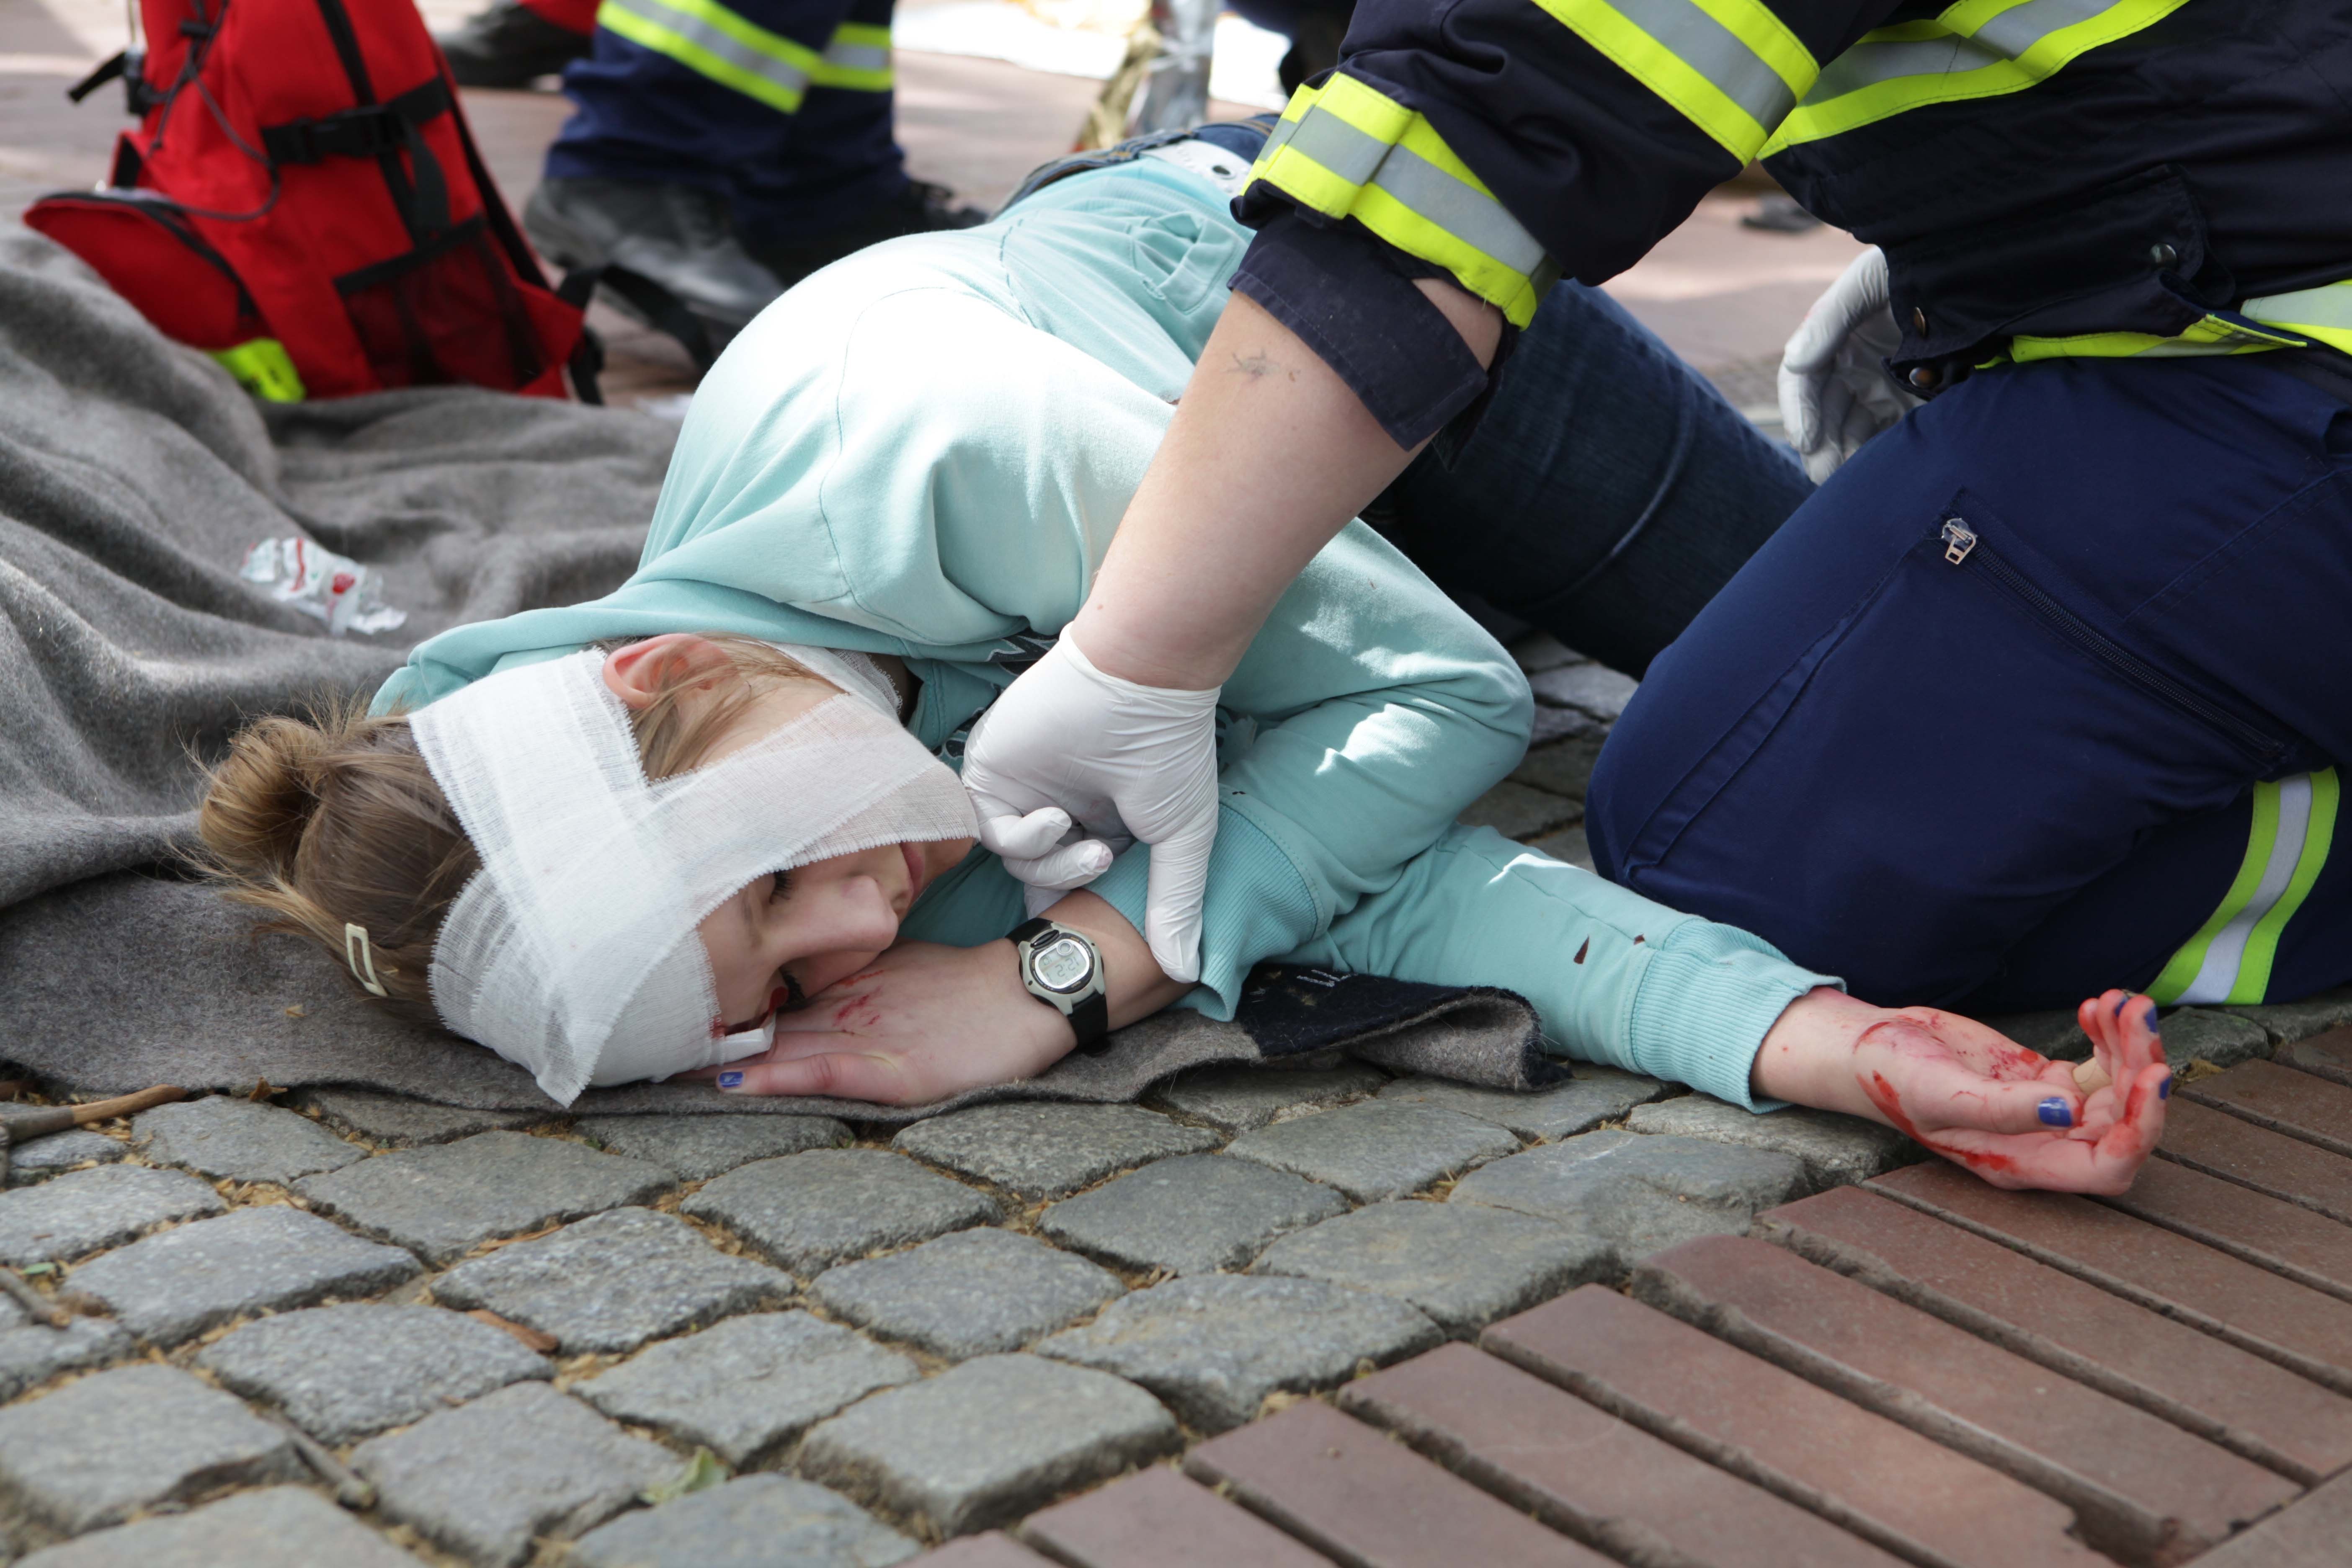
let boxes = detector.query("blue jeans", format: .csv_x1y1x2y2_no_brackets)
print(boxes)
1378,282,1812,676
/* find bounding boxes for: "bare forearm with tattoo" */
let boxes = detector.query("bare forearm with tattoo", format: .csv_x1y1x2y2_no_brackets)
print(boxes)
1072,281,1502,690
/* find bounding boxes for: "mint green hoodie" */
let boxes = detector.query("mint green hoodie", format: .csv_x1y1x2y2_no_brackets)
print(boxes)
377,154,1831,1106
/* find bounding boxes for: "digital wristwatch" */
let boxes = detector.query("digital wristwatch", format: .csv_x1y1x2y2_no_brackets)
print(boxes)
1009,917,1109,1053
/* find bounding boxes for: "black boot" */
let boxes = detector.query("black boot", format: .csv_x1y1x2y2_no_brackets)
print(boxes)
524,178,786,368
745,180,986,288
437,1,594,89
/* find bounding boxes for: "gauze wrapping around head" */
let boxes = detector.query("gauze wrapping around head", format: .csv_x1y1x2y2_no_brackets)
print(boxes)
408,647,976,1104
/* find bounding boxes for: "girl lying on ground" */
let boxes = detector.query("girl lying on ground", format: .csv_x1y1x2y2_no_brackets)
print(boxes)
196,124,2170,1193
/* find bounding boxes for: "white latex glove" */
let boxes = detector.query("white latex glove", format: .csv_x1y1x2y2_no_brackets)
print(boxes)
1778,246,1919,484
961,636,1220,983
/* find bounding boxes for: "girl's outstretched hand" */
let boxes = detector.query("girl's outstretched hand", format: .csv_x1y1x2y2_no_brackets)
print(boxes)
1753,987,2171,1194
683,940,1076,1105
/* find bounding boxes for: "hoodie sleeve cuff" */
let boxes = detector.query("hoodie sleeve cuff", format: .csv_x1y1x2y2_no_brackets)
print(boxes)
1622,922,1843,1112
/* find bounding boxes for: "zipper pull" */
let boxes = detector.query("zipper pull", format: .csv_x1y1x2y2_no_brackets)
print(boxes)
1941,519,1978,565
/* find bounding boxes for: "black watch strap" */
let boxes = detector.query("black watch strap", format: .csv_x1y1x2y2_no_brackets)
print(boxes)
1070,989,1111,1054
1011,918,1113,1054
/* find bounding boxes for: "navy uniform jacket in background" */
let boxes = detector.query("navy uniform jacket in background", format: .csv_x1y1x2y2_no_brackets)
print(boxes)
1231,0,2352,444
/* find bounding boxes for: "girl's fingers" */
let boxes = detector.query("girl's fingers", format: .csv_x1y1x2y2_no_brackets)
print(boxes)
2099,1060,2172,1161
1865,1033,2082,1135
716,1050,914,1103
2078,990,2123,1083
2124,993,2167,1076
1928,1058,2171,1194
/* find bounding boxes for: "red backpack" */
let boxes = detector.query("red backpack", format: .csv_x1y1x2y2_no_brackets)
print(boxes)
26,0,596,403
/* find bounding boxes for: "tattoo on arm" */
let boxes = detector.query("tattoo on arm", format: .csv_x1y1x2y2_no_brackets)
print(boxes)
1226,349,1296,381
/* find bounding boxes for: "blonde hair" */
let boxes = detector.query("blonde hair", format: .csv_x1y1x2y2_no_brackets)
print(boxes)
195,637,820,1021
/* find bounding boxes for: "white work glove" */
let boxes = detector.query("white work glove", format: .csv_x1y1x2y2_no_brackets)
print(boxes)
961,637,1220,984
1778,246,1920,484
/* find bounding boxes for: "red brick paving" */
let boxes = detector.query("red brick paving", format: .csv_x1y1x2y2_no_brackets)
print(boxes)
2103,1155,2352,1304
1633,1232,2299,1563
2192,1467,2352,1568
1184,1400,1609,1568
2276,1027,2352,1090
2166,1091,2352,1223
1019,1466,1334,1568
1340,1341,1903,1567
1761,1184,2352,1484
1484,1285,2101,1568
2184,1060,2352,1161
913,1531,1063,1566
1872,1158,2352,1394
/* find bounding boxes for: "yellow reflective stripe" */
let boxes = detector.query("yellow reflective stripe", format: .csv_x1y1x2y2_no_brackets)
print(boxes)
2237,770,2340,1004
1761,0,2190,156
596,0,816,113
1530,0,1816,160
2009,313,2310,363
1248,77,1553,327
815,21,892,90
2244,281,2352,357
2151,772,2339,1006
209,338,305,402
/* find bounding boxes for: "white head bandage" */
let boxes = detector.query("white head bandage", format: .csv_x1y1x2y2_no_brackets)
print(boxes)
408,646,976,1104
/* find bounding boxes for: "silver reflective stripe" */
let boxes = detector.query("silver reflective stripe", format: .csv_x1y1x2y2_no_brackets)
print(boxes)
603,0,810,95
1974,0,2116,59
1805,0,2115,101
2246,284,2352,330
1369,144,1549,273
1635,0,1799,129
823,38,889,72
1256,111,1304,164
1275,104,1546,272
2176,774,2315,1005
1808,35,1988,99
1279,106,1390,187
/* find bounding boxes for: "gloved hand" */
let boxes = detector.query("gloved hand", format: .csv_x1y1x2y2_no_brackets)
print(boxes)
961,636,1220,984
1778,246,1919,484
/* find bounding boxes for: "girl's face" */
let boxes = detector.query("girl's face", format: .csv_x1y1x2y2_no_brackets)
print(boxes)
602,635,977,1030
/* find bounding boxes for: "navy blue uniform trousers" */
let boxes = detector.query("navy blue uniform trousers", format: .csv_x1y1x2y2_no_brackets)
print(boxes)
545,0,905,237
1581,354,2352,1013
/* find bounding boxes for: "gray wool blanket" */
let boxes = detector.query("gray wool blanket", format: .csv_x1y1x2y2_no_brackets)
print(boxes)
0,228,1551,1119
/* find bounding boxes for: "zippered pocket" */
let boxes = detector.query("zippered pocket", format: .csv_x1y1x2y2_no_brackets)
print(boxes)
1936,515,2286,761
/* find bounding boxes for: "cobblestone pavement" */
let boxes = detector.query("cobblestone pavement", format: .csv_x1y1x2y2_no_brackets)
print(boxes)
1,632,2346,1563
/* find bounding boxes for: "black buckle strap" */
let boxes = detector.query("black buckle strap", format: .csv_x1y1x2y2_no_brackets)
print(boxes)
65,48,163,116
260,77,449,167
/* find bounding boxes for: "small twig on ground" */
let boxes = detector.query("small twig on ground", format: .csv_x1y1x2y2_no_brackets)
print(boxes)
0,1268,68,1330
466,1308,558,1354
260,1408,374,1509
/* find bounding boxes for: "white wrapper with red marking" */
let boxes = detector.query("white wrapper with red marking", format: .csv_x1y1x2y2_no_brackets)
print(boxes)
239,537,408,637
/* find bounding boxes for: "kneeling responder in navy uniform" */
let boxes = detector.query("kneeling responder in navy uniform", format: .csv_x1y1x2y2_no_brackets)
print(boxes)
953,1,2352,1032
438,0,980,364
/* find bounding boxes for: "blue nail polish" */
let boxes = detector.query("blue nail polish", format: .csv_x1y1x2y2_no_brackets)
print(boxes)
718,1071,743,1089
2114,993,2131,1016
2037,1096,2073,1129
2158,1075,2172,1100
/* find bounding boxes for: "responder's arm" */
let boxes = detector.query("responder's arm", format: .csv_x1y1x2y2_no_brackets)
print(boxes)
1071,276,1502,690
959,238,1503,984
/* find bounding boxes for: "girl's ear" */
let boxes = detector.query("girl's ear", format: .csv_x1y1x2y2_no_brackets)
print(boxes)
601,634,732,711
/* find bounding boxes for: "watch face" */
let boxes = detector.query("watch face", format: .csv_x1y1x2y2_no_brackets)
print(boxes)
1032,935,1093,993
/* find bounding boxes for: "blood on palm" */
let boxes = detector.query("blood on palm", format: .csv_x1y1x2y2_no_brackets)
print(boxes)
1863,1070,2021,1178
